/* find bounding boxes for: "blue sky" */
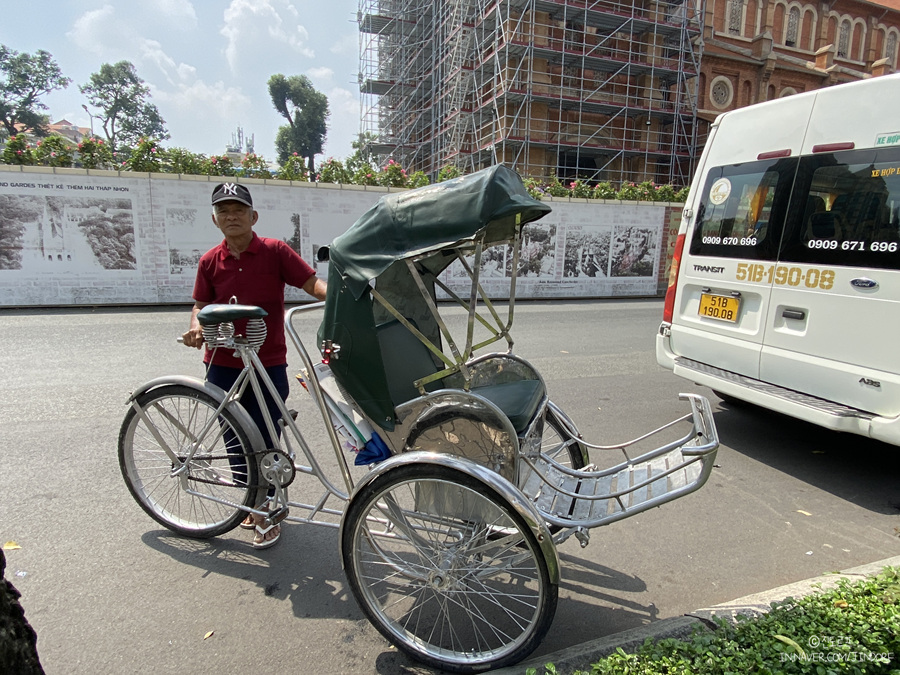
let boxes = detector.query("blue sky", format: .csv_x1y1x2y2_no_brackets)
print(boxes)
0,0,362,165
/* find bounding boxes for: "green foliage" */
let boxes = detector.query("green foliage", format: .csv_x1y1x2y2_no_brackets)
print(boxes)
277,153,309,181
675,185,690,202
0,45,71,138
523,176,545,200
345,133,378,177
240,153,272,179
616,181,643,201
80,61,168,151
655,183,678,203
317,157,349,184
550,567,900,675
377,158,409,187
545,175,570,197
200,154,235,177
407,170,430,188
351,161,378,186
122,137,164,173
269,73,329,174
1,133,34,165
438,165,462,182
569,179,593,199
34,135,74,167
77,135,112,170
166,147,204,175
591,181,616,199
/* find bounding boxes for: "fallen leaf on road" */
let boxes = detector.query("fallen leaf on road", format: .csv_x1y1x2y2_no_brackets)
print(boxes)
797,510,812,516
3,541,21,550
203,631,214,640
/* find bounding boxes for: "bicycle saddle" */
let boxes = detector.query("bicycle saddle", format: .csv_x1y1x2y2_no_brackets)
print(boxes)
197,304,268,325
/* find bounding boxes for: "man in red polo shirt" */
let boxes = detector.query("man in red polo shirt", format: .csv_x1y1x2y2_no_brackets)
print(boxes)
182,182,326,549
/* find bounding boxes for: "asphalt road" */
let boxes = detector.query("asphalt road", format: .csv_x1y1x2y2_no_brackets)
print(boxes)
2,299,898,674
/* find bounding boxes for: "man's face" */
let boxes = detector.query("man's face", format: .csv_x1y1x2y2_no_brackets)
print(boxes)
212,201,257,238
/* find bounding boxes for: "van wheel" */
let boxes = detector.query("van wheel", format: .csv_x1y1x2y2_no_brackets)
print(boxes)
713,390,745,406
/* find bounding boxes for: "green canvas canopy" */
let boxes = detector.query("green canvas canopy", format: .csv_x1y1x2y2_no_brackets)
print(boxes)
318,164,551,431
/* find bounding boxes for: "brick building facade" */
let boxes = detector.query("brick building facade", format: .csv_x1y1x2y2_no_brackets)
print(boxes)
697,0,900,137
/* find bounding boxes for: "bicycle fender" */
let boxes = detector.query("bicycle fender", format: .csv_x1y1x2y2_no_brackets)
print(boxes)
125,375,267,454
342,450,560,584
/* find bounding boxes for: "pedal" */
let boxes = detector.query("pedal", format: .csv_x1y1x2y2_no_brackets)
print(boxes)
289,409,298,421
267,506,289,526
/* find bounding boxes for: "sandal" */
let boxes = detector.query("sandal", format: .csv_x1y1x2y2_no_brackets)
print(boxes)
252,522,281,550
239,514,255,530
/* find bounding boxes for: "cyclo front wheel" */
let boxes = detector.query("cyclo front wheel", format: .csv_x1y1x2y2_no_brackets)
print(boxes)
119,384,260,538
341,461,557,673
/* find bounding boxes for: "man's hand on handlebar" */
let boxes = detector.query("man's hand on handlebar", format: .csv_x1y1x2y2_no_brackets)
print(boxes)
181,326,204,349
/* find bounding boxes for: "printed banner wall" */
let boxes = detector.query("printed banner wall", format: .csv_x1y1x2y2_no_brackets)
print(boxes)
0,166,676,306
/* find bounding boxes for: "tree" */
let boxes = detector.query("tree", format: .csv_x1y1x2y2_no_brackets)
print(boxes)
0,45,71,138
268,74,328,174
80,61,168,151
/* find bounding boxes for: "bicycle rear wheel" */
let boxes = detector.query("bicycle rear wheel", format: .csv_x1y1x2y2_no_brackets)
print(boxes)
119,384,259,538
342,462,557,673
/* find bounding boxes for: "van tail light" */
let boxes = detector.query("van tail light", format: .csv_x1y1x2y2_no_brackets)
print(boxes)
663,234,686,323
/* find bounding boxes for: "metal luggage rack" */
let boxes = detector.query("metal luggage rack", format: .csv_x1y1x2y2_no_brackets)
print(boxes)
520,394,718,539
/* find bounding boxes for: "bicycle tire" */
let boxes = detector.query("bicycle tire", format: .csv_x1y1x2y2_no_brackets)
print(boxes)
540,405,588,471
119,384,259,538
342,462,557,673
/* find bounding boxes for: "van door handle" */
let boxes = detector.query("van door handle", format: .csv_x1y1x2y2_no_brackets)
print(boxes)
782,309,805,320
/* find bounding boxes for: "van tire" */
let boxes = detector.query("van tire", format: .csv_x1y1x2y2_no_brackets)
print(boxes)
713,390,746,406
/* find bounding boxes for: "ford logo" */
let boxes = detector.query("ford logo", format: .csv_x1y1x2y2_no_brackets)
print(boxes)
850,278,878,289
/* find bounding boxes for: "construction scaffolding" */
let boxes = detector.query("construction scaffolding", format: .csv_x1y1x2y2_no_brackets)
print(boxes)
359,0,703,187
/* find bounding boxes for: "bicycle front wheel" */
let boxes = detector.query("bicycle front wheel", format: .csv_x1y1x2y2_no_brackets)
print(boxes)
342,462,557,673
119,384,259,538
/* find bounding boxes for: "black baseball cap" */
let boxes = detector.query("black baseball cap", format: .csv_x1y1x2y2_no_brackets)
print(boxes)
211,182,253,207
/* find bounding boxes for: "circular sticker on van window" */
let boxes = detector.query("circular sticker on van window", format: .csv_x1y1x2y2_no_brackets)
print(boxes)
709,178,732,205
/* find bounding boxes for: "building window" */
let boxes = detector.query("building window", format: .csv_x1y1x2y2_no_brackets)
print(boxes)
837,19,850,58
728,0,743,35
710,76,734,109
887,33,898,67
780,87,798,97
786,7,800,47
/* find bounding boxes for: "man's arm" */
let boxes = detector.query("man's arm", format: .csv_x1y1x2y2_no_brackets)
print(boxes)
181,301,210,348
302,275,327,301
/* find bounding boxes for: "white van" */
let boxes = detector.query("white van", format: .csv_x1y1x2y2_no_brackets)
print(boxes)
657,74,900,446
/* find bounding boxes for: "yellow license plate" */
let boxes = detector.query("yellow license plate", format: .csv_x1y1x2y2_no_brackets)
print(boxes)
698,293,740,323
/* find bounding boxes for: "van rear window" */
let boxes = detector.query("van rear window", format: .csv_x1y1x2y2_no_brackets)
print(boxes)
689,157,796,261
779,148,900,269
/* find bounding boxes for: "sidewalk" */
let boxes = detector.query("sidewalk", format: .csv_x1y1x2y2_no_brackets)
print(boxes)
491,554,900,674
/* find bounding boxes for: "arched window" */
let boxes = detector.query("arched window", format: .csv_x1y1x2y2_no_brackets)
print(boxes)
729,0,744,35
837,19,850,58
786,7,800,47
887,32,898,67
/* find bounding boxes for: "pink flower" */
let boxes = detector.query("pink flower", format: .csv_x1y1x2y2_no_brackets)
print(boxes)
36,141,42,146
211,157,218,164
293,152,298,156
51,152,57,157
16,150,22,155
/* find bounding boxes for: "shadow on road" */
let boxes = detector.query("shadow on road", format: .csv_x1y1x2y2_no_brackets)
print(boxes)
712,397,900,515
140,524,362,620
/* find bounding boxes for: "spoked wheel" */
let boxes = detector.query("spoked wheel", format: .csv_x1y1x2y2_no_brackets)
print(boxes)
119,385,259,538
341,462,557,673
541,405,588,470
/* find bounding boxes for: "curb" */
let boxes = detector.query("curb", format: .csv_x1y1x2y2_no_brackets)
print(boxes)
490,555,900,674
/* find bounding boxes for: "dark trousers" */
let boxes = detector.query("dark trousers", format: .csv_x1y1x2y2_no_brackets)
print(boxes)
206,363,290,495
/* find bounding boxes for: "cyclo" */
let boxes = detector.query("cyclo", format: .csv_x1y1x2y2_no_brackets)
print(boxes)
119,165,719,673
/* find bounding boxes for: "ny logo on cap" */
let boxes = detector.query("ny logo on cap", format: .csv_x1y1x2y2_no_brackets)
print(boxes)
221,183,239,196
